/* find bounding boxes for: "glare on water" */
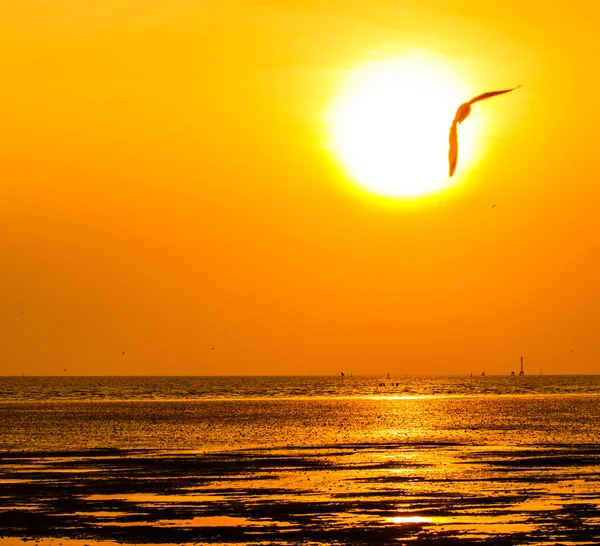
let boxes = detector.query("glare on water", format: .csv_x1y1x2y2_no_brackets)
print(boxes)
1,376,600,545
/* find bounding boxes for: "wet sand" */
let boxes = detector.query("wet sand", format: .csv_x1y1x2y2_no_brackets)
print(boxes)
1,441,600,545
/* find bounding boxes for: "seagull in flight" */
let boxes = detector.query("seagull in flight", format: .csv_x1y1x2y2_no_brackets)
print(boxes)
448,86,520,177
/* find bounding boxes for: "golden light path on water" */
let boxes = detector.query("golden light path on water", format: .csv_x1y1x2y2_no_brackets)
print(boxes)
327,53,484,200
2,385,600,544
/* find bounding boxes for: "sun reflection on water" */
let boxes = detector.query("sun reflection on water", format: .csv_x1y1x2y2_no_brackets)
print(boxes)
387,515,429,524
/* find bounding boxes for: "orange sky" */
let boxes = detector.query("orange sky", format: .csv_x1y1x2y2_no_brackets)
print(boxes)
1,1,599,376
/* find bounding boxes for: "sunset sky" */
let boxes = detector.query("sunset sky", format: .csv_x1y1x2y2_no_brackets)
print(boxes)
1,1,599,376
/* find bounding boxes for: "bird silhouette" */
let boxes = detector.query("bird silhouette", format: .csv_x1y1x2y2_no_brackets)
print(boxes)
448,86,520,177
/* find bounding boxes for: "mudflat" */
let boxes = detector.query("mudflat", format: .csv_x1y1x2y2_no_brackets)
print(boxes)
1,441,599,545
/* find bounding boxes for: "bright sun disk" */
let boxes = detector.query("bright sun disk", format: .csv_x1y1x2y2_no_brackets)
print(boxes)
328,54,482,199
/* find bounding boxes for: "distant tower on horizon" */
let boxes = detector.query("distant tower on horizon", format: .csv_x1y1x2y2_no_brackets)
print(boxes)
519,356,524,376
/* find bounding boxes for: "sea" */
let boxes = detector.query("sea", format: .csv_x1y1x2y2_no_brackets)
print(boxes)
2,375,600,452
3,374,600,401
2,375,600,544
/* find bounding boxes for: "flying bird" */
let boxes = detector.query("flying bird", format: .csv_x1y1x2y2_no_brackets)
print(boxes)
448,86,520,177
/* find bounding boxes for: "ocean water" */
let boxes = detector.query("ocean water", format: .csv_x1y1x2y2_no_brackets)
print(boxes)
1,375,600,452
2,376,600,544
1,374,599,401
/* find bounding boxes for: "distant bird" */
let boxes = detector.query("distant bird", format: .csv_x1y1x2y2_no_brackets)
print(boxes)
122,352,125,355
448,86,521,177
491,204,498,208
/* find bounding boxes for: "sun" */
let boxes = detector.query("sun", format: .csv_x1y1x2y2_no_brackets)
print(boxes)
327,54,483,200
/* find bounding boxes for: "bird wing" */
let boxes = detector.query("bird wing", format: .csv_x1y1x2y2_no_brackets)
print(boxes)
448,122,458,177
468,85,521,105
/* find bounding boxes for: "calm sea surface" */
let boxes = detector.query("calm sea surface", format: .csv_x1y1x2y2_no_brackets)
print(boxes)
1,374,600,401
1,375,600,452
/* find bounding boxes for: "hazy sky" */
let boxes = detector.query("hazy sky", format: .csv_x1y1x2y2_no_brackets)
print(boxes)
1,1,599,376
